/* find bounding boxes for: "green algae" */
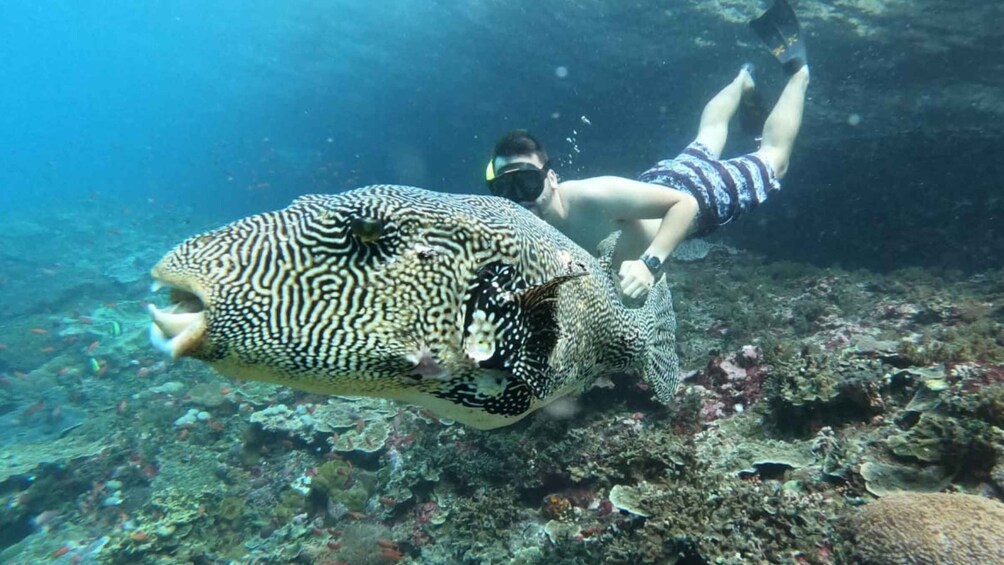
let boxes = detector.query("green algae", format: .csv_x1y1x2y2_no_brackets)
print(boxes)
273,488,308,523
307,458,373,514
214,496,246,522
311,458,353,493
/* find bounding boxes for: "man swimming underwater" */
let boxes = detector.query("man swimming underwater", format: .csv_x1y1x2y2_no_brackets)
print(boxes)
486,0,809,300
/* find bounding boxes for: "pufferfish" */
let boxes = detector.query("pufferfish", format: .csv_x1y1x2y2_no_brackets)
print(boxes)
147,185,680,429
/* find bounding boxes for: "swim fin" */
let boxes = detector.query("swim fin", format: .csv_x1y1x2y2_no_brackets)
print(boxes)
749,0,807,75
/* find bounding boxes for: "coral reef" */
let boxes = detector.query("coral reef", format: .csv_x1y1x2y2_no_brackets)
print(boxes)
847,492,1004,564
670,238,738,262
3,206,1004,564
763,346,885,436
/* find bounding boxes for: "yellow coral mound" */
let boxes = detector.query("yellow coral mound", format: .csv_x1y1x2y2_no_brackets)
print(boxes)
849,492,1004,564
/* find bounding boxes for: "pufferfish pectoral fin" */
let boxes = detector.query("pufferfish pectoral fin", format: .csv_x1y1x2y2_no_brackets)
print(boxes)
509,271,587,396
463,261,586,399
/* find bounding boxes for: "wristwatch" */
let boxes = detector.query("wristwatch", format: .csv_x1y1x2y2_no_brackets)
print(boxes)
639,253,662,275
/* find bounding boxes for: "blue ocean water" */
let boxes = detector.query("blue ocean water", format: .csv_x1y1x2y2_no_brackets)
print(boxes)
1,1,1003,563
3,2,1001,271
3,0,688,219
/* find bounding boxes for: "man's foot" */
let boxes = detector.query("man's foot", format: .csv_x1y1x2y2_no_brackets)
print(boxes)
792,64,810,82
738,63,768,136
739,62,756,94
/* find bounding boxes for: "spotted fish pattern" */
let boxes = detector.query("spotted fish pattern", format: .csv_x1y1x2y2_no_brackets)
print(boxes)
150,185,680,429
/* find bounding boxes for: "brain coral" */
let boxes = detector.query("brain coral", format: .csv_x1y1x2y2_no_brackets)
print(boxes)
849,492,1004,564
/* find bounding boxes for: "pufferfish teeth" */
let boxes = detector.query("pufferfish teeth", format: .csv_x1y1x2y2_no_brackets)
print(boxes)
149,324,172,356
148,304,203,338
148,305,207,359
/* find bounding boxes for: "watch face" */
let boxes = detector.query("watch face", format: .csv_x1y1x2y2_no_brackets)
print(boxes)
642,255,661,273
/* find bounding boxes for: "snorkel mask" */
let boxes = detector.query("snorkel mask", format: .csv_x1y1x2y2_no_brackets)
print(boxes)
486,158,550,203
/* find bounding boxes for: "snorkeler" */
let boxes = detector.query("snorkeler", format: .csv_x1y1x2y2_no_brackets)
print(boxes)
485,0,809,300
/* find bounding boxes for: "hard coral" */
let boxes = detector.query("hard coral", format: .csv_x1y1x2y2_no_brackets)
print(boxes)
541,494,572,520
764,348,883,435
848,492,1004,564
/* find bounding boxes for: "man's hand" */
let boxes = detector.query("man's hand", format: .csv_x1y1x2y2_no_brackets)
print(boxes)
619,260,654,299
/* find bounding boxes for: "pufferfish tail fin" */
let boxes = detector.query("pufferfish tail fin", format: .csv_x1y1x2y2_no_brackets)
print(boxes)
597,230,681,404
639,276,682,404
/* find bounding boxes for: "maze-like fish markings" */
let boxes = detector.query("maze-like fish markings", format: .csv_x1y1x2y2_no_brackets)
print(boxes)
149,185,681,429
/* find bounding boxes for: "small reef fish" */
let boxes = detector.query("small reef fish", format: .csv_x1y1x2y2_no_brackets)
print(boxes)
22,399,46,418
32,509,61,529
147,185,681,429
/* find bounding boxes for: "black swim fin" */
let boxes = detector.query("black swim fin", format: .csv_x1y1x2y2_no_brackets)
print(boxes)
749,0,807,75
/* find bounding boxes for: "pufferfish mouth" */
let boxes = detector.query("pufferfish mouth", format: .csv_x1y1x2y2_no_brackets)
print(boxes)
148,278,208,359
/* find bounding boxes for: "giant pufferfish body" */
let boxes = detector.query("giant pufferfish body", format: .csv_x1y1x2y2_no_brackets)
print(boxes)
148,185,681,429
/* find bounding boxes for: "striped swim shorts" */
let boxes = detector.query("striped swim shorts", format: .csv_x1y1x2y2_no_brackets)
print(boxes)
637,142,781,236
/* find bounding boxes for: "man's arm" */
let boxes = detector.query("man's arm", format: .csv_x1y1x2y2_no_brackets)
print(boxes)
568,176,699,298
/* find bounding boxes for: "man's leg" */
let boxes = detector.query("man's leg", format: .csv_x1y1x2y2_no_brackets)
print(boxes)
694,67,755,158
757,66,810,179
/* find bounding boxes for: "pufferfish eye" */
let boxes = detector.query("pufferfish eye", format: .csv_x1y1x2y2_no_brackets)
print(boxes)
350,217,385,243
